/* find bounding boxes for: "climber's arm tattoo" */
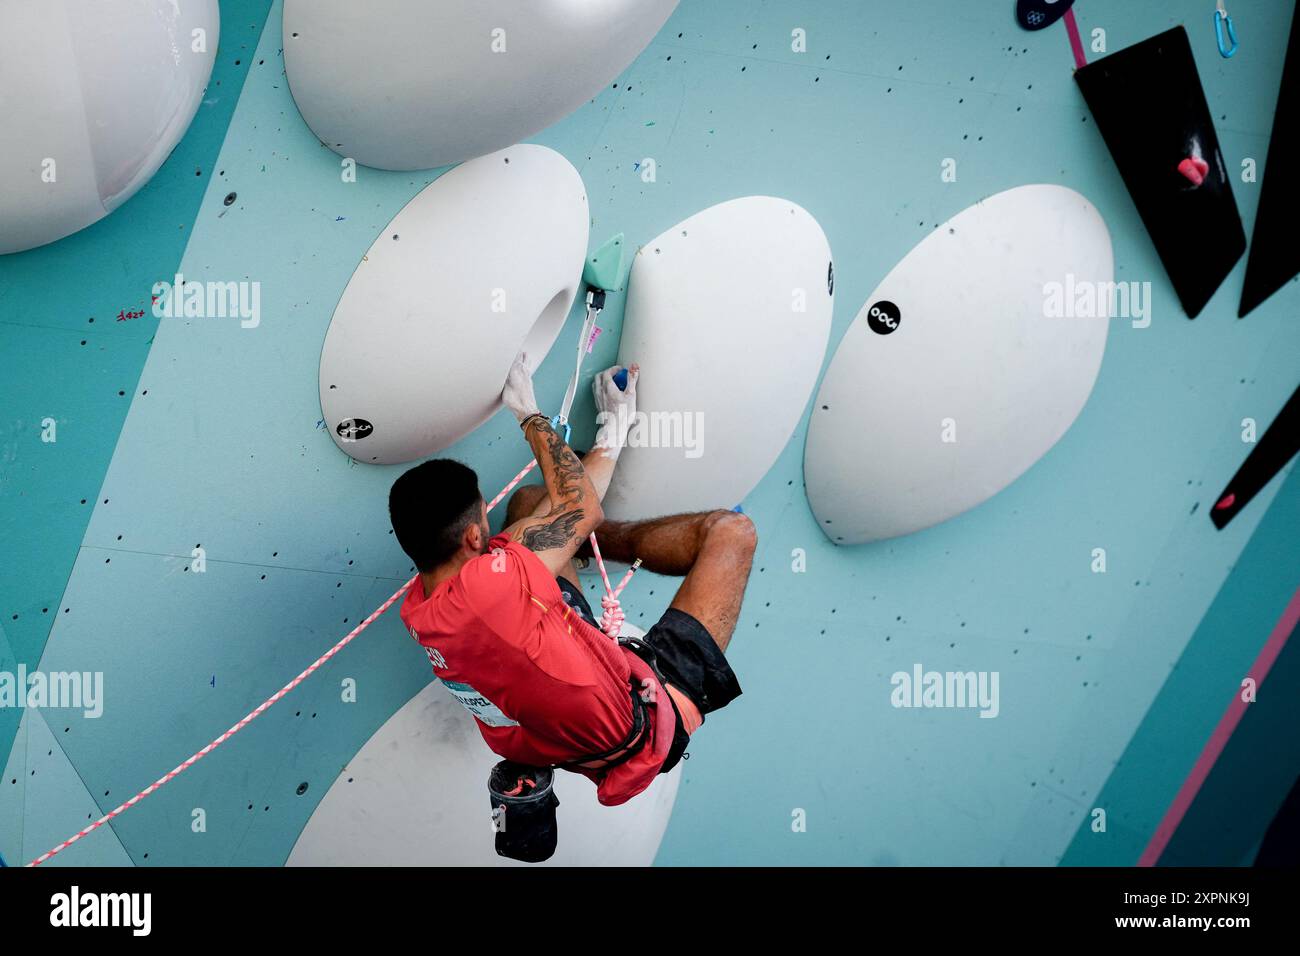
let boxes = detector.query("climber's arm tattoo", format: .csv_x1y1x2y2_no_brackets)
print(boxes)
519,509,586,552
500,418,603,567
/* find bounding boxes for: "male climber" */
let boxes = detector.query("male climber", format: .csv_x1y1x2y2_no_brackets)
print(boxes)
388,356,754,806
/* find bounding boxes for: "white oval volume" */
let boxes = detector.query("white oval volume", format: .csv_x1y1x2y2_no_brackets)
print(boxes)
284,0,679,171
318,145,589,464
0,0,219,255
287,629,680,866
804,184,1113,544
602,197,835,521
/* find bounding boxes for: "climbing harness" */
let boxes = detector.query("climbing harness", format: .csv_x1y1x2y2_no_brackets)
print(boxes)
558,676,654,771
29,314,638,866
1215,1,1239,58
489,633,673,863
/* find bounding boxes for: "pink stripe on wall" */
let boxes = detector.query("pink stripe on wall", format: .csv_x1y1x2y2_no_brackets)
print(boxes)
1138,585,1300,866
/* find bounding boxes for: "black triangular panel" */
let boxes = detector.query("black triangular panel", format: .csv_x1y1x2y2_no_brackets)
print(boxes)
1076,27,1247,319
1210,384,1300,529
1240,3,1300,318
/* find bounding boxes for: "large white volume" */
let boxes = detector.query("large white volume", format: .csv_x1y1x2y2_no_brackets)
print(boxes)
318,145,589,464
804,185,1113,544
288,630,680,866
283,0,679,171
603,197,835,521
0,0,219,255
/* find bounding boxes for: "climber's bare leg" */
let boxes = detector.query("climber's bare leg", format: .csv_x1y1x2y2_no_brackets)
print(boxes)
584,511,756,652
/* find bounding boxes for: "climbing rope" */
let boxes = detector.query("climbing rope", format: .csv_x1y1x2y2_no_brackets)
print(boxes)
29,320,635,867
590,536,641,638
26,571,416,867
544,286,640,637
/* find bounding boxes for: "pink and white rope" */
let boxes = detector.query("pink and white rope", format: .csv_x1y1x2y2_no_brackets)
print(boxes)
28,457,547,867
486,459,538,511
26,576,413,867
589,533,641,639
27,453,633,867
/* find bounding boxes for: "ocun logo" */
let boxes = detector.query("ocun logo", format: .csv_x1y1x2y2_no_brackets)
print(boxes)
49,886,151,936
866,300,901,335
336,418,373,442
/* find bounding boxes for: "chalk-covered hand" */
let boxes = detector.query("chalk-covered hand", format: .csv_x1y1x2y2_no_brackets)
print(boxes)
502,352,542,423
592,363,638,452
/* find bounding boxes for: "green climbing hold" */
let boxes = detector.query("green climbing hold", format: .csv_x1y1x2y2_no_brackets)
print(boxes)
582,232,625,292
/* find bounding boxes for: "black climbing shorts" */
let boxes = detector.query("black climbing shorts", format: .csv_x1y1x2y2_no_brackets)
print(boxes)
556,576,743,774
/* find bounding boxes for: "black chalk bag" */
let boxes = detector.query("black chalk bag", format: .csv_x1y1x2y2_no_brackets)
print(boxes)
488,760,560,863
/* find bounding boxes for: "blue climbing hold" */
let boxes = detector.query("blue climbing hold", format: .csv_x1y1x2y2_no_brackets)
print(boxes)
613,368,629,391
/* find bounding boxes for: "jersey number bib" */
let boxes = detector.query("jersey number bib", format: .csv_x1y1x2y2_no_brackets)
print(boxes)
439,679,519,728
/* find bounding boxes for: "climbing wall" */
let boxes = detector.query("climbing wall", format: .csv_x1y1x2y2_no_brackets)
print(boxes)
1,0,1297,866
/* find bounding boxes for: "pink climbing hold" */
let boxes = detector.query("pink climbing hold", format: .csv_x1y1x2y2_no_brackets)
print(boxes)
1178,156,1210,187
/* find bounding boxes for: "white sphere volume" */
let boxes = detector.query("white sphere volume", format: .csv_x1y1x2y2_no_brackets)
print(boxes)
0,0,219,255
804,185,1113,544
283,0,679,171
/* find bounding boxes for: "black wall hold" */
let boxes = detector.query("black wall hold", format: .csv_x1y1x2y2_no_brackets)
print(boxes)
1210,384,1300,529
1016,0,1076,32
1076,27,1246,319
1239,4,1300,318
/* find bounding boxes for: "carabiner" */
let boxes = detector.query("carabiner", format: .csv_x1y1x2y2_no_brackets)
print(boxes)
1215,1,1239,58
550,414,572,443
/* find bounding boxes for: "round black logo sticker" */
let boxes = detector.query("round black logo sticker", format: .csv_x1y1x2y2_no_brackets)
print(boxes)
336,418,374,442
866,300,901,335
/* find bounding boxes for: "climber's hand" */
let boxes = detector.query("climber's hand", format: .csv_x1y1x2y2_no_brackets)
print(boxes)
502,352,542,423
592,363,638,451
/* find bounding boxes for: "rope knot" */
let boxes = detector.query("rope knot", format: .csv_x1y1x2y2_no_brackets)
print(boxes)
599,594,625,639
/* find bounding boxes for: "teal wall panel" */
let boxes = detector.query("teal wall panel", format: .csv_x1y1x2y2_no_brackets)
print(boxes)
0,0,275,770
1163,610,1300,867
1061,464,1300,865
1,710,133,867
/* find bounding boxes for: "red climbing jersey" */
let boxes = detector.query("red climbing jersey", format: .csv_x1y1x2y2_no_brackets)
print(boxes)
399,533,671,805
